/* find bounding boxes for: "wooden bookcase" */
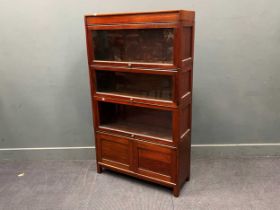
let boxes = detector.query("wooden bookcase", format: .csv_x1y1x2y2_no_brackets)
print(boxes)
84,10,195,197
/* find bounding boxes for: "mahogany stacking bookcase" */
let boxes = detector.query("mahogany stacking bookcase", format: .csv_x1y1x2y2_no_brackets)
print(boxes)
84,10,195,197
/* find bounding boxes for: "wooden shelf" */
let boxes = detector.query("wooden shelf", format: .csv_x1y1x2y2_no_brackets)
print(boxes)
100,121,172,141
97,91,172,101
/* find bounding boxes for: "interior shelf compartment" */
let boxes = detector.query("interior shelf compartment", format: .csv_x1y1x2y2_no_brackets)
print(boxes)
98,101,173,141
95,70,173,101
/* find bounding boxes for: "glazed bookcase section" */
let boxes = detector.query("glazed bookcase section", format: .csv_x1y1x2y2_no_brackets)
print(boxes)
95,70,173,101
97,101,173,143
85,10,195,70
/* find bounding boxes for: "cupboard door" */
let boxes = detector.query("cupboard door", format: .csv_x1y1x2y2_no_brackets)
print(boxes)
134,141,176,182
96,133,133,171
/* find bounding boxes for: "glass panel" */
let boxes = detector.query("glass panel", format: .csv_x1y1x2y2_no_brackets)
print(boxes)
96,70,172,101
99,102,172,140
92,29,174,63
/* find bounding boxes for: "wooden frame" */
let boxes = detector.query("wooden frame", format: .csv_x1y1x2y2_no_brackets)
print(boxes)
84,10,195,197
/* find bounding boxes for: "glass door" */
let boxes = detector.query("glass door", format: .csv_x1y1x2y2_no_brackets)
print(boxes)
98,101,173,142
95,70,173,101
90,28,176,69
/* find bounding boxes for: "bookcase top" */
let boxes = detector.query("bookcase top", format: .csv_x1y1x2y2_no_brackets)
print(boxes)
85,10,194,16
85,10,195,25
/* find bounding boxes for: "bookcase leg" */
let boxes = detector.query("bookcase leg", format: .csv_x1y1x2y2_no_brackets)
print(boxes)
173,186,180,197
97,164,103,174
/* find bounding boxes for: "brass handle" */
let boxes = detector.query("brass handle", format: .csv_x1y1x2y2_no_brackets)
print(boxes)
131,134,135,138
130,98,133,102
128,63,132,68
101,97,105,101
